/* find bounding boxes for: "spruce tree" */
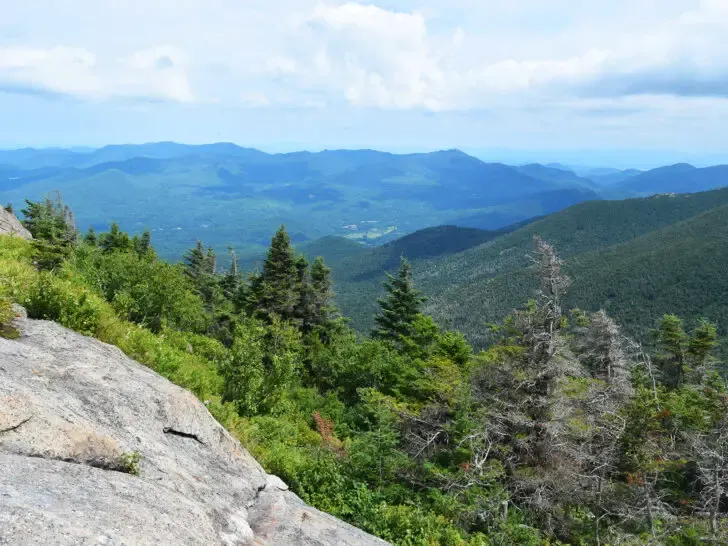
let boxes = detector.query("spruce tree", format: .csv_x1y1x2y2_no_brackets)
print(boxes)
133,229,152,256
247,226,300,322
221,246,241,301
310,256,338,331
372,257,426,344
99,222,132,253
655,314,687,388
184,241,207,282
21,193,79,270
84,227,97,246
206,247,216,274
293,255,313,328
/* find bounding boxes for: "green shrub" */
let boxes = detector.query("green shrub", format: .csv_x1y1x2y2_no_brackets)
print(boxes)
25,272,106,335
0,298,19,339
119,451,141,476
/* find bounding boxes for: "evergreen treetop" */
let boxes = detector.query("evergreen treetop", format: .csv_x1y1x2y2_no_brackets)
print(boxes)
247,226,300,322
371,257,427,345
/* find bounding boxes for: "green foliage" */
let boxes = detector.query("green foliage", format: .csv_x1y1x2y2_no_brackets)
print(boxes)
0,297,19,339
315,188,728,353
21,193,78,270
4,208,728,545
220,316,303,416
246,226,301,322
71,243,209,333
372,258,428,349
99,222,133,253
83,226,97,246
119,451,141,476
25,271,106,335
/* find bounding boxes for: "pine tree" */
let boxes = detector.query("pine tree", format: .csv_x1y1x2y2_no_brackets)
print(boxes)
99,222,132,253
247,226,300,322
655,314,687,388
293,255,313,328
221,246,241,301
4,203,13,214
21,193,79,270
206,247,216,274
372,257,427,345
184,241,207,282
133,229,152,256
84,227,97,246
310,256,338,332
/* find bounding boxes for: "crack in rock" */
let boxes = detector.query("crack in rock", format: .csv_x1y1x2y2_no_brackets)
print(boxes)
0,416,32,434
163,427,205,444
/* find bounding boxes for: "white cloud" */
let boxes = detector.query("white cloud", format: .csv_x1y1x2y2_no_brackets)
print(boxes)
0,44,194,102
257,0,728,110
2,0,728,154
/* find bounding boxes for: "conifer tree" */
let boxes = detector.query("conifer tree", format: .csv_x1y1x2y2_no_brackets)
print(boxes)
293,255,313,327
247,226,300,322
99,222,132,253
133,229,152,256
21,193,78,270
655,314,687,388
4,203,13,214
84,227,97,246
184,241,207,282
372,257,426,344
206,247,216,274
311,257,336,325
221,246,241,300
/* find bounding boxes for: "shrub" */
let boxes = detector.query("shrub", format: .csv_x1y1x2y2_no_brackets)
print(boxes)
25,272,106,335
0,298,19,339
119,451,142,476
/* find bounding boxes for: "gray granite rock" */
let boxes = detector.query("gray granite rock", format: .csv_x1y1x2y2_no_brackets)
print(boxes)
0,317,388,545
0,208,32,240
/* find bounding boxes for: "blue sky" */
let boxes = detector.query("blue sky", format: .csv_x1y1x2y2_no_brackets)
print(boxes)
1,1,728,167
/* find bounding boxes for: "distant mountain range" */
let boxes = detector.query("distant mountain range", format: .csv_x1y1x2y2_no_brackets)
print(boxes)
1,143,727,264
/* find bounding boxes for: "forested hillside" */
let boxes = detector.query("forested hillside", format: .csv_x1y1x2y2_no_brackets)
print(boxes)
2,195,726,545
311,188,728,346
616,163,728,195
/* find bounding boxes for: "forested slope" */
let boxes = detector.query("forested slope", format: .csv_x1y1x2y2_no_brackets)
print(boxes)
426,203,728,348
318,188,728,337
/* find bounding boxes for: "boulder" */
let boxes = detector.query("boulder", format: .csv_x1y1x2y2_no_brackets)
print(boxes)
0,317,388,545
0,207,32,240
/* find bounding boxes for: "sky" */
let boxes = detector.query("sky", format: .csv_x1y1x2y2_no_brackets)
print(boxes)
1,0,728,167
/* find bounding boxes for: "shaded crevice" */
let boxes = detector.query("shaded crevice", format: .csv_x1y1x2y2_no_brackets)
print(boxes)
21,452,137,475
163,427,205,444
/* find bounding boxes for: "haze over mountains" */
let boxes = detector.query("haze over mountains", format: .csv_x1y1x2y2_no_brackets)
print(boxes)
3,142,727,266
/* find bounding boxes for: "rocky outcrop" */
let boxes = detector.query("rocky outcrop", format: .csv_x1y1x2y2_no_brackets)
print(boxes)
0,317,388,545
0,208,32,240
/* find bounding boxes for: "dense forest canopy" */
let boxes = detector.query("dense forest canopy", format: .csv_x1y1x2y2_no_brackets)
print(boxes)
1,194,726,545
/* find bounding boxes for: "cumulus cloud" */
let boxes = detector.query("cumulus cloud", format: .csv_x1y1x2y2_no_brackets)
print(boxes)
2,0,728,112
0,45,194,102
260,0,728,110
283,2,450,110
